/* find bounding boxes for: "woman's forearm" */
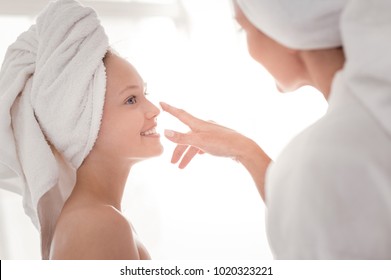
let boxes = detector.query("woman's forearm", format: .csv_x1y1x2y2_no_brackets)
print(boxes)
236,137,271,202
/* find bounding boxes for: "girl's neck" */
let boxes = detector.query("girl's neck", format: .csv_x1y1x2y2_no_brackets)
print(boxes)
72,155,133,211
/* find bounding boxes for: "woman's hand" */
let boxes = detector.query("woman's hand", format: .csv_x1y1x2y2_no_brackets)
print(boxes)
160,102,271,201
161,102,249,168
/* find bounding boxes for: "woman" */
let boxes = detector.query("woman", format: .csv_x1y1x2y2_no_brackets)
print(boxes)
0,0,162,259
162,0,391,259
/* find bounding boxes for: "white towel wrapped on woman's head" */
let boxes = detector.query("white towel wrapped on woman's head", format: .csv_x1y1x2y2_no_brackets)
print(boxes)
236,0,391,137
0,0,109,259
236,0,348,50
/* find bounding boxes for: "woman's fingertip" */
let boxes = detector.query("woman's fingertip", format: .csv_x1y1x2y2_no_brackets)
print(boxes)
160,101,171,110
164,129,175,138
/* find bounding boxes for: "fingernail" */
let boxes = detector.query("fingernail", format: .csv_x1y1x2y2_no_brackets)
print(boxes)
164,129,175,137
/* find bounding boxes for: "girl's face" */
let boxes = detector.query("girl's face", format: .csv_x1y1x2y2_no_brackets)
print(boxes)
93,52,163,163
234,2,309,92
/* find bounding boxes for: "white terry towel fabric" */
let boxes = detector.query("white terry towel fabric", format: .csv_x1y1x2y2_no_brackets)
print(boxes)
0,0,109,259
236,0,348,50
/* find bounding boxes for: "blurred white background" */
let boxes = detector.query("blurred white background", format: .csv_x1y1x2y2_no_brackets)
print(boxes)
0,0,327,259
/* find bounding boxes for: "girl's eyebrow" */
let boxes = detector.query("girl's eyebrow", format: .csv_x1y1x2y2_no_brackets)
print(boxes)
118,85,140,96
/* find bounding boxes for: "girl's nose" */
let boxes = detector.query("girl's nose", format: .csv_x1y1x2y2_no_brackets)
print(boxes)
145,100,160,120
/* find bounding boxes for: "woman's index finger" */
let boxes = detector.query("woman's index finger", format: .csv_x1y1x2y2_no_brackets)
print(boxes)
160,102,200,128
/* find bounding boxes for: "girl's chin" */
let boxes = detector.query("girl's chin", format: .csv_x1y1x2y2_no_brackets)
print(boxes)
137,146,165,160
151,145,164,157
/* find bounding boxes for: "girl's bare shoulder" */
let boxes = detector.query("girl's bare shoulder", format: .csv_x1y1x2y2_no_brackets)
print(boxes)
50,204,140,259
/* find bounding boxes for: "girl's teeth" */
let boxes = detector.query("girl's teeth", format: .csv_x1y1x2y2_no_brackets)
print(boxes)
141,128,157,136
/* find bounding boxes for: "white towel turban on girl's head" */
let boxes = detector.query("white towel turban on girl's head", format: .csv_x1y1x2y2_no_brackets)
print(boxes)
0,0,109,258
236,0,348,50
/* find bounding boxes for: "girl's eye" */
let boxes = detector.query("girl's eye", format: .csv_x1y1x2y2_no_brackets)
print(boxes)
125,96,137,105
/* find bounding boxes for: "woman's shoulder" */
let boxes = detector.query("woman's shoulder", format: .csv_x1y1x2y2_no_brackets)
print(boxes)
50,204,140,259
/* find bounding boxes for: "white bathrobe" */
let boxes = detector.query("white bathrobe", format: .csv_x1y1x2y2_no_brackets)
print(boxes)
265,0,391,259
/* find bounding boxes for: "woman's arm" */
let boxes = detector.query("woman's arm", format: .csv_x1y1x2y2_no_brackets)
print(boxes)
236,137,271,201
161,102,271,201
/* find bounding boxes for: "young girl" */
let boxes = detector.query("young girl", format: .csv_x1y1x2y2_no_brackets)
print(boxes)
49,50,163,259
0,0,162,259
